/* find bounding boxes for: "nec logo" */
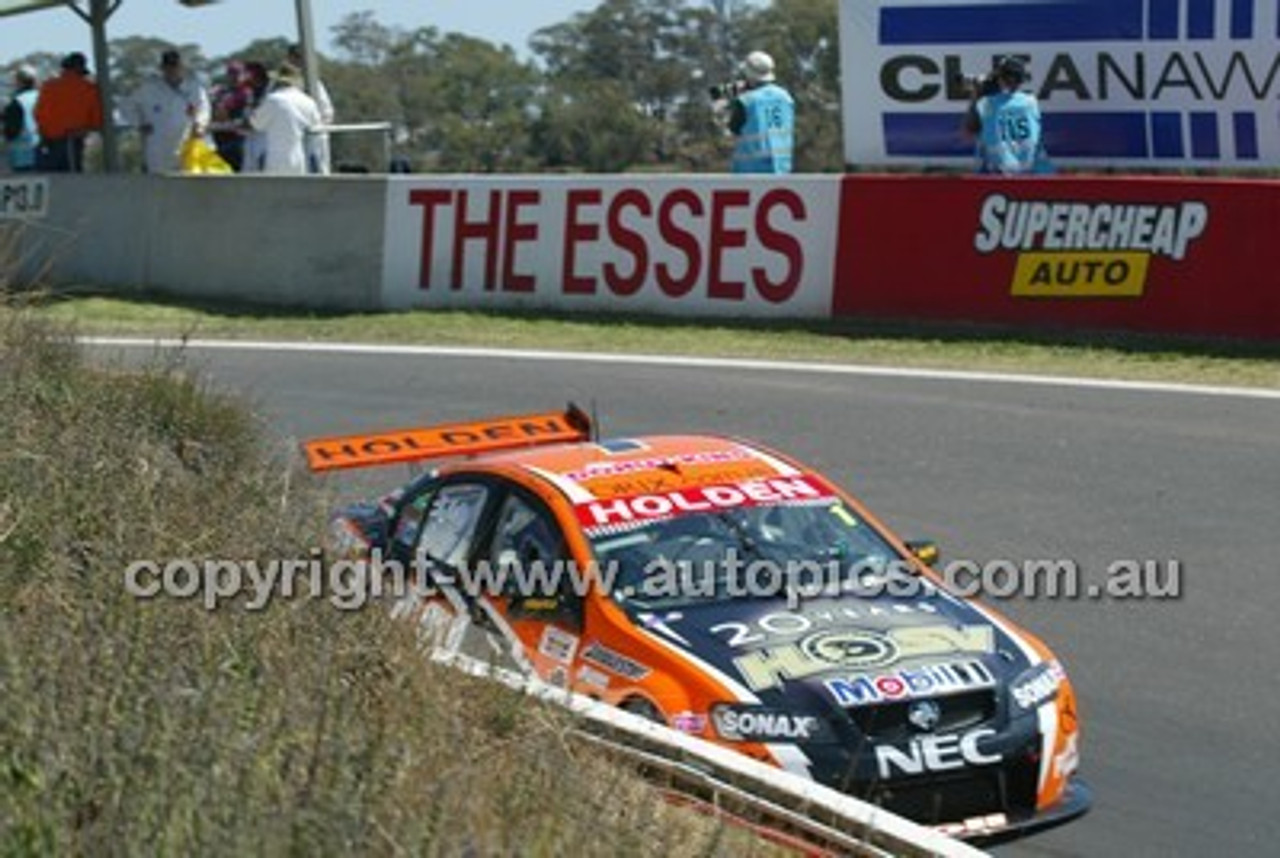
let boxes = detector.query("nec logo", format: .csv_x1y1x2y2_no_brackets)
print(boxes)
875,728,1002,779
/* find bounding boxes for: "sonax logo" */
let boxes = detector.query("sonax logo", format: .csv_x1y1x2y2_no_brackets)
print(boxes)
974,194,1209,298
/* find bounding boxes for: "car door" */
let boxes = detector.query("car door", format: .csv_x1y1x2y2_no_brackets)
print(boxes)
483,487,585,687
388,476,498,654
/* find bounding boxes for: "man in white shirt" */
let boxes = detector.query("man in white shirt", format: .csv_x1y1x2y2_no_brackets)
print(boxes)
248,64,322,175
288,44,335,174
129,49,210,173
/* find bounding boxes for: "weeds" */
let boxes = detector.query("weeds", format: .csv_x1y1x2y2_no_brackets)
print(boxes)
0,305,764,856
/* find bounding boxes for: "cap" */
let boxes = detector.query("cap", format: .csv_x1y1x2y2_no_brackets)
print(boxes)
61,52,88,73
274,63,303,87
742,50,776,83
995,56,1028,83
14,64,38,86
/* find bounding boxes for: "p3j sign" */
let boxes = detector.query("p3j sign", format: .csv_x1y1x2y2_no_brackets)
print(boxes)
380,176,840,319
0,177,48,219
839,0,1280,169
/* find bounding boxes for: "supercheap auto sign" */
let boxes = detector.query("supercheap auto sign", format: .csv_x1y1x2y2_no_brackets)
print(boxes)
976,194,1208,297
839,0,1280,168
834,174,1280,340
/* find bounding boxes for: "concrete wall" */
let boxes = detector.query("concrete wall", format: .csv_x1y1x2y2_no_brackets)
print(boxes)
26,174,387,311
14,171,1275,340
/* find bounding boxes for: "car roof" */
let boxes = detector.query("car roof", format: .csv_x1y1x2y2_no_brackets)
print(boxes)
447,434,823,502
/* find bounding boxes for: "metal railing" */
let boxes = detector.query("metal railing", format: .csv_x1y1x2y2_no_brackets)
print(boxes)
432,648,989,858
309,122,395,174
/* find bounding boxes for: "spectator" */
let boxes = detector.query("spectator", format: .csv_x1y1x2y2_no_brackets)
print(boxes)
209,60,253,171
287,43,334,174
239,61,270,172
248,64,321,175
127,49,211,173
33,52,103,172
3,64,40,172
728,50,795,174
962,56,1053,175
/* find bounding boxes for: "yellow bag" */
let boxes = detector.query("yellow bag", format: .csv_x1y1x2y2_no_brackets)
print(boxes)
180,137,233,174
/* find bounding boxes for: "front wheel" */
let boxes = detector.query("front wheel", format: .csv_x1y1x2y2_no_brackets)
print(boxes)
620,696,664,724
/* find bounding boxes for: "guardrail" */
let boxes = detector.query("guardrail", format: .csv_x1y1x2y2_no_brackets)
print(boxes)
309,122,395,173
432,648,988,858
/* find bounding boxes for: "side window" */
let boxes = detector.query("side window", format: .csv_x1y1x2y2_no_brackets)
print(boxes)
490,493,562,571
417,482,490,569
489,492,582,629
392,485,437,553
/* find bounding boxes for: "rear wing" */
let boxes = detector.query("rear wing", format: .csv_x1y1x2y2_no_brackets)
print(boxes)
302,405,593,473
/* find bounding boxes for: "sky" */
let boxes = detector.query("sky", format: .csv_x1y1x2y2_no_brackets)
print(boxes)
0,1,600,64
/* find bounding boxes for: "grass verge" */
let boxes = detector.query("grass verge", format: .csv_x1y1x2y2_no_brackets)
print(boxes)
29,292,1280,389
0,305,768,856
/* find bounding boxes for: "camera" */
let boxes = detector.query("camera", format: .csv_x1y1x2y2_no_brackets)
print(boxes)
955,56,1030,97
708,79,746,101
953,71,1001,98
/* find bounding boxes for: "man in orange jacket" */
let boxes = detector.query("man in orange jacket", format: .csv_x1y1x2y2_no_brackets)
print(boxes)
34,52,103,172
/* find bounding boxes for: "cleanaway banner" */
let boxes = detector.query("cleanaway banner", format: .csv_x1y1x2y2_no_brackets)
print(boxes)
381,176,839,318
839,0,1280,168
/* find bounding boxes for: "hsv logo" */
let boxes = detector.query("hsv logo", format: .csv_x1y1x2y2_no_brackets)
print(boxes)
801,630,898,670
734,625,995,692
974,194,1209,298
875,728,1002,779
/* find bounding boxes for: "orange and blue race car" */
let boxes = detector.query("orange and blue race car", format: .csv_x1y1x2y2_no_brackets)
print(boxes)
303,406,1091,843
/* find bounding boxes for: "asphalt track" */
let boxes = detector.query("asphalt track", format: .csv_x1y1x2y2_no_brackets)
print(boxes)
92,340,1279,857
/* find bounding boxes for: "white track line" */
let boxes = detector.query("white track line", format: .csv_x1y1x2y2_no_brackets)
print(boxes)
80,337,1280,401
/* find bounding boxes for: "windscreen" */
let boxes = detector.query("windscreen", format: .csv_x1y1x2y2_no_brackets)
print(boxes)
589,497,908,610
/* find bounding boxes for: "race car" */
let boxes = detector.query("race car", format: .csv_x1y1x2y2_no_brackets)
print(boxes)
303,406,1090,842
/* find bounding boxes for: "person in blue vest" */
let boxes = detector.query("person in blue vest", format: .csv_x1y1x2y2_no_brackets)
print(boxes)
3,65,40,172
962,56,1053,175
728,50,795,174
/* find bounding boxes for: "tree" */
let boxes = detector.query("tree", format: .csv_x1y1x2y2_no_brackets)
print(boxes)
66,3,851,174
531,0,728,170
109,36,205,99
531,79,661,172
212,38,292,74
416,34,540,172
331,11,397,67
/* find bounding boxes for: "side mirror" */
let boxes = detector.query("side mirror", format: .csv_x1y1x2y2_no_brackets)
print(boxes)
904,539,941,567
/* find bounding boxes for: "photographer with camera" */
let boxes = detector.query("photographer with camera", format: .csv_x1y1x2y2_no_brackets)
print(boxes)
962,56,1052,175
720,51,794,174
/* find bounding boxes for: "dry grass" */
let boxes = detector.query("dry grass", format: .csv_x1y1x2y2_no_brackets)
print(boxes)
0,304,774,857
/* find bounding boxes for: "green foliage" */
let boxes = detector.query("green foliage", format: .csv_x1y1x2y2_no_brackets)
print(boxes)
90,1,845,173
210,37,292,74
109,36,206,100
532,79,663,172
